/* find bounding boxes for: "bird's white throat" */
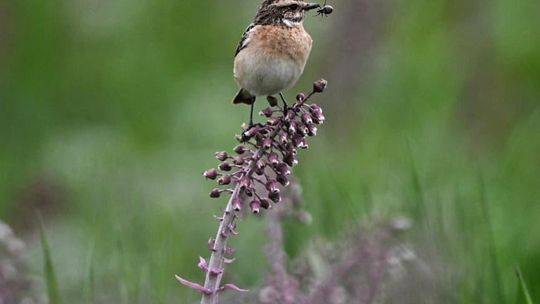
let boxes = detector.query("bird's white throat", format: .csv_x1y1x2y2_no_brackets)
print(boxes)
283,18,301,27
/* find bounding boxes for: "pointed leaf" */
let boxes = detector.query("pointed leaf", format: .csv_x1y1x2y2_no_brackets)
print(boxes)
175,275,212,295
219,283,249,293
223,257,236,264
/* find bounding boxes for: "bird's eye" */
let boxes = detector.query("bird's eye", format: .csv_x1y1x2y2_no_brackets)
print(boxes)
289,4,299,10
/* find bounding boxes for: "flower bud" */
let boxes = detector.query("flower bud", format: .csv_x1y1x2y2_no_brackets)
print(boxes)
266,180,280,194
209,188,221,198
292,136,308,149
217,175,231,185
219,162,232,171
311,112,325,124
268,191,281,203
283,153,297,167
262,138,273,150
260,107,273,117
296,93,306,102
215,151,228,161
259,198,271,209
238,178,251,189
313,79,328,93
233,156,244,165
309,105,325,124
203,168,218,180
279,133,288,145
232,197,242,211
234,145,247,154
255,167,265,176
249,199,261,214
286,111,296,120
301,112,313,124
266,96,278,107
267,152,280,165
276,174,289,186
292,136,303,147
275,163,291,176
297,124,309,136
290,147,298,155
309,104,323,114
288,121,297,135
307,124,318,136
256,160,266,171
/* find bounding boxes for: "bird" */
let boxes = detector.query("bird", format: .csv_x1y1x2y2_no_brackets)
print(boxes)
232,0,321,126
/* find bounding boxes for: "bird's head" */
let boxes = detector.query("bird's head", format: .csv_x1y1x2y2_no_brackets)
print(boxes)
255,0,321,27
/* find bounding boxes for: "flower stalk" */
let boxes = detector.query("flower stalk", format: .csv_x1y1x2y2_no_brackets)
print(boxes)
175,79,328,304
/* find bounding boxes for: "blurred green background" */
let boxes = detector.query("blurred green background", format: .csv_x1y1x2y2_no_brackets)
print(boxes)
1,0,539,302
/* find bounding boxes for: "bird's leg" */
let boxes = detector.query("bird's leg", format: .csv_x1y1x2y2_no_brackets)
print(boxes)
241,97,257,142
279,92,289,113
249,102,255,127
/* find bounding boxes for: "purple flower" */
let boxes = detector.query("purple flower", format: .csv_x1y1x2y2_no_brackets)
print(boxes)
217,175,232,185
250,199,261,214
215,151,229,161
313,78,328,93
219,162,232,171
203,168,218,180
234,145,247,154
177,80,328,304
209,188,222,198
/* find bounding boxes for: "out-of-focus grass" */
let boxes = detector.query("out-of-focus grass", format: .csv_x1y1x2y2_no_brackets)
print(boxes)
39,218,61,304
516,266,534,304
1,0,539,302
85,245,95,304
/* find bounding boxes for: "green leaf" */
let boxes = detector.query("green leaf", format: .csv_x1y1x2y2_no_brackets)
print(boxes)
478,170,506,304
85,245,95,304
39,219,61,304
515,266,534,304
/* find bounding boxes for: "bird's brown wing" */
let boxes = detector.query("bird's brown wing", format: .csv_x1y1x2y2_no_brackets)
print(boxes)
235,23,255,57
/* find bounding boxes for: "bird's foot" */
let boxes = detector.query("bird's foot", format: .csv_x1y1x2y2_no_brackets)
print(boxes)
278,92,291,114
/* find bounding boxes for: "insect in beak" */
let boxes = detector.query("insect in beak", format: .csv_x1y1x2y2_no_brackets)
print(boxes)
317,4,333,16
314,0,333,17
303,3,321,11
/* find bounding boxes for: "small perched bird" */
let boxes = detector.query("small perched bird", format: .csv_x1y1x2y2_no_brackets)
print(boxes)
232,0,321,125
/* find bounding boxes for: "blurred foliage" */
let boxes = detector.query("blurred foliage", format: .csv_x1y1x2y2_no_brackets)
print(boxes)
0,0,539,302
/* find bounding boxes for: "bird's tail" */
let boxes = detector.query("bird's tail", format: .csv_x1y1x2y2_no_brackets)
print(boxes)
232,88,256,105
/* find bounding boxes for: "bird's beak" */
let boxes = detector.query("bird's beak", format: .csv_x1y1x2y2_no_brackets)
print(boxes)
303,3,321,11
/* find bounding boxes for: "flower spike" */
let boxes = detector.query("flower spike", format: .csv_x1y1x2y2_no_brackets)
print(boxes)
177,80,328,304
